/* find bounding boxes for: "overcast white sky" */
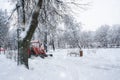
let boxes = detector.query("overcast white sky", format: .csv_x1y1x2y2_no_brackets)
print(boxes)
0,0,120,31
77,0,120,31
0,0,12,10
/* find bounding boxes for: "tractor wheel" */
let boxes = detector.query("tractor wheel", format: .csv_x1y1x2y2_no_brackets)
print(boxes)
49,54,53,57
39,55,45,59
28,54,31,58
28,53,32,58
44,54,48,57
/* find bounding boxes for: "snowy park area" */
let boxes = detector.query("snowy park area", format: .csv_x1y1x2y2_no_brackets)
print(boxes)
0,48,120,80
0,0,120,80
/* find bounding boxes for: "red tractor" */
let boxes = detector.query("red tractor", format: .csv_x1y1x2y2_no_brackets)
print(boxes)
28,40,53,58
0,47,5,54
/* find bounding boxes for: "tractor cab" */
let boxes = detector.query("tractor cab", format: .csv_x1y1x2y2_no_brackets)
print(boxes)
28,40,52,58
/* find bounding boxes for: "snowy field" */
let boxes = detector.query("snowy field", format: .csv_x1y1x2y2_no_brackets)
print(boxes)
0,48,120,80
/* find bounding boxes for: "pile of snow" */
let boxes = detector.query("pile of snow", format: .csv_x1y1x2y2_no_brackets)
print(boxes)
0,48,120,80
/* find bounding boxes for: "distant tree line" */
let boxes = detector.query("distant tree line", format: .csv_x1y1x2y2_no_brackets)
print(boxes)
93,25,120,48
55,24,120,49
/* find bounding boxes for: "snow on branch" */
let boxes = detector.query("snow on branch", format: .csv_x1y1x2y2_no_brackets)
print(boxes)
8,3,20,20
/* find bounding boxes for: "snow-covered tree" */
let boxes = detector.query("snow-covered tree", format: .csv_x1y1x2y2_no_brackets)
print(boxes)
94,25,110,48
79,31,94,48
107,25,120,47
9,0,89,69
0,10,9,48
63,15,82,48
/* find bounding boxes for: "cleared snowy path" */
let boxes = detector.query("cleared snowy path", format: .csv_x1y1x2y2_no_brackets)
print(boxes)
0,48,120,80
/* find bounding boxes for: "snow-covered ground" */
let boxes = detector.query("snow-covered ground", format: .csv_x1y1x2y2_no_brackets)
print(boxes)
0,48,120,80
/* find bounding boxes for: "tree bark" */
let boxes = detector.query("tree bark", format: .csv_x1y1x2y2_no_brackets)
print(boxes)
52,39,55,51
21,0,25,25
19,0,43,69
44,32,48,52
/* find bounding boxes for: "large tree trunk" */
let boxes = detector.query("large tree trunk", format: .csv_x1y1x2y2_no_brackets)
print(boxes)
19,0,43,69
52,39,55,51
44,32,48,52
21,0,25,25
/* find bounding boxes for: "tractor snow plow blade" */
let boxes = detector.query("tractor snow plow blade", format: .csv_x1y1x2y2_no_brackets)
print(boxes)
39,54,53,59
47,54,53,57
